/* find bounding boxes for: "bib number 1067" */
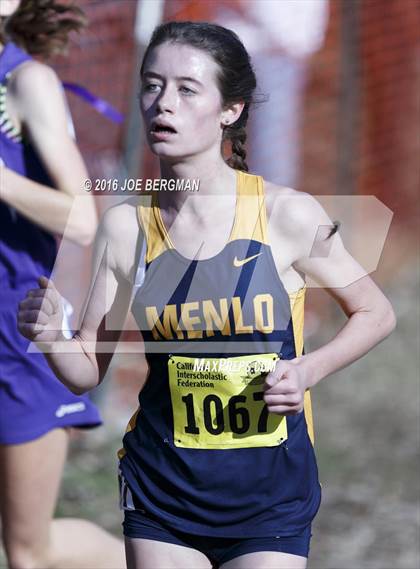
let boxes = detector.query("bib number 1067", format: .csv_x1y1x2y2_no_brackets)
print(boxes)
181,391,269,436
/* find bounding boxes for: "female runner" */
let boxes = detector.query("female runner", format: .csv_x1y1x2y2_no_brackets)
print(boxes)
17,21,396,569
0,1,124,567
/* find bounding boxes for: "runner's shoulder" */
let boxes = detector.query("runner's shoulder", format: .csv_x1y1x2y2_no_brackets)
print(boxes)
263,179,333,243
8,59,60,102
97,197,144,279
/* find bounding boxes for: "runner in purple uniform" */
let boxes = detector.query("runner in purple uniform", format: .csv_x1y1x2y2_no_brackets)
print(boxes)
0,1,125,567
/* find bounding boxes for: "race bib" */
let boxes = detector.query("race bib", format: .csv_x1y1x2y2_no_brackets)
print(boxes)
168,353,288,449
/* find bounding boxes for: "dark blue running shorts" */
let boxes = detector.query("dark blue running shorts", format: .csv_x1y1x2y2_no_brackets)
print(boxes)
123,508,312,566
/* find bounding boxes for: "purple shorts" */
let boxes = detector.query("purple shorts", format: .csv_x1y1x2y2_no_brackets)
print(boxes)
0,292,101,445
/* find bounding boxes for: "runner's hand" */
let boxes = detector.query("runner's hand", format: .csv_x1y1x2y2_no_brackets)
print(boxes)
18,275,64,343
263,359,308,415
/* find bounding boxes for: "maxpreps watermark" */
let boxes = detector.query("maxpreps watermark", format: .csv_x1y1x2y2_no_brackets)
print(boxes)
84,178,200,193
192,358,277,374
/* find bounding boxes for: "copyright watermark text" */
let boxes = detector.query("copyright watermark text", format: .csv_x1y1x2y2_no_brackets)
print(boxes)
84,178,200,193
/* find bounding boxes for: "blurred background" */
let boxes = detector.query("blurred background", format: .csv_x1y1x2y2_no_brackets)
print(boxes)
2,1,418,568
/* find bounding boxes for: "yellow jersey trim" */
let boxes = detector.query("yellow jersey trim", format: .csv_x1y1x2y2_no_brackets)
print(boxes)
117,406,140,460
288,285,315,446
137,170,271,264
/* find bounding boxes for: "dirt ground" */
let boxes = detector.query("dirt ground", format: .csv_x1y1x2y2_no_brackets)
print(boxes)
306,265,419,569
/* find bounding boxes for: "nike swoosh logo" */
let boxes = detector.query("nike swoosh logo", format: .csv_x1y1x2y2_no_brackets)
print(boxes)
233,253,262,267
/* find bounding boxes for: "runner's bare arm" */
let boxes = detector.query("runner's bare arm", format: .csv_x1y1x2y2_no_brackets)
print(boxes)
42,203,141,394
0,61,97,245
283,192,396,387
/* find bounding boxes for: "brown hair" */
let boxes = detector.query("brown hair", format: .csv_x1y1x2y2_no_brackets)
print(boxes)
0,0,87,57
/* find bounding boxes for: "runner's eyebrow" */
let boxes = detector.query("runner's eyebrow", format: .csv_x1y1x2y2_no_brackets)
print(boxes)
142,71,203,86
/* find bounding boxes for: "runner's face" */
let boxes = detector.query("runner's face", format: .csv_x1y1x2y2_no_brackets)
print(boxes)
0,0,21,18
140,42,225,161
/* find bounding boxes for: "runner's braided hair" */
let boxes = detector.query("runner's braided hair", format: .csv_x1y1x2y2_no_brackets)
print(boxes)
140,21,260,172
0,0,87,57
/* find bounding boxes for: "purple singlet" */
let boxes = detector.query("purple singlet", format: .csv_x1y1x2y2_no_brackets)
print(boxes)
0,42,101,444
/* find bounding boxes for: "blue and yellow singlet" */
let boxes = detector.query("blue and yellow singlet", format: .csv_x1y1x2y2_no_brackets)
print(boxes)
118,169,321,538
